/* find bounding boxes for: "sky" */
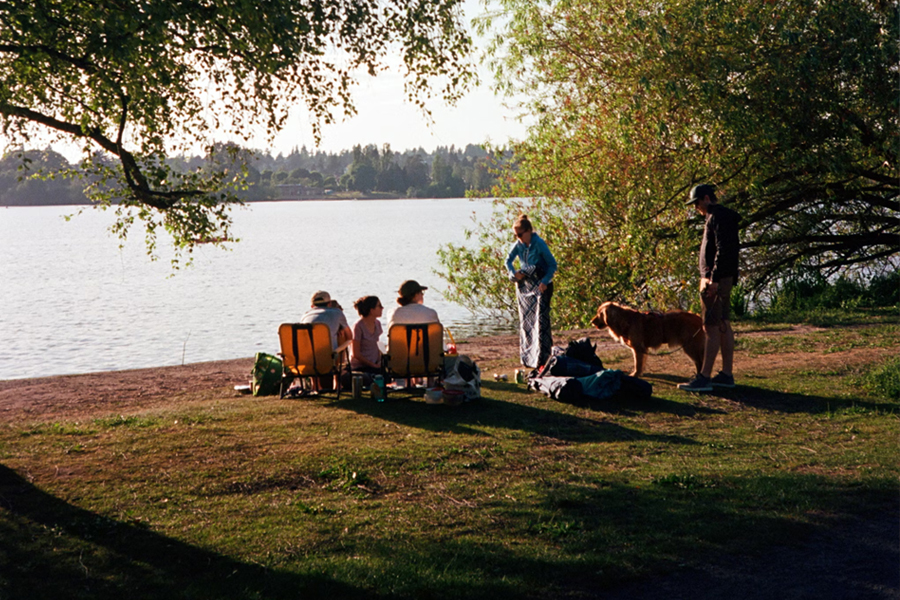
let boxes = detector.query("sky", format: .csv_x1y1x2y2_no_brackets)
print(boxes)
267,68,530,157
262,0,530,156
7,0,531,162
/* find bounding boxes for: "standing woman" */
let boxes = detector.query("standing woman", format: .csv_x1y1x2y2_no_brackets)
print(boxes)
505,214,558,368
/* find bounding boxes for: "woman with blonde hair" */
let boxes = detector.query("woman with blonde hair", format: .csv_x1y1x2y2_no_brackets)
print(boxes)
505,214,558,368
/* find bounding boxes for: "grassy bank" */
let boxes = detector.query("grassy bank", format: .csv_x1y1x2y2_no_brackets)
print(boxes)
1,312,898,598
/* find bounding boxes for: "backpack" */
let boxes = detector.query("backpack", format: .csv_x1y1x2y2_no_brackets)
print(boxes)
565,337,604,367
542,355,605,378
443,354,481,401
251,352,283,396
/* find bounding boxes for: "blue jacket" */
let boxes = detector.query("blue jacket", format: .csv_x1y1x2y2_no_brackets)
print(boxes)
505,233,558,286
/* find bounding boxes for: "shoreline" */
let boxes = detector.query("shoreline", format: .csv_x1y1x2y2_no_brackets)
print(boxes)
0,328,602,385
0,329,521,385
2,195,482,209
0,322,849,424
0,329,603,423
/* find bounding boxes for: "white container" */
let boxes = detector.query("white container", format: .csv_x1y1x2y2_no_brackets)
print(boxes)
424,388,443,404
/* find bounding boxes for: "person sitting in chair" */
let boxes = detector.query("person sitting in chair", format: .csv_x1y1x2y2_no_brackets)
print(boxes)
350,295,384,376
387,280,440,328
299,290,352,389
387,280,440,387
300,290,352,348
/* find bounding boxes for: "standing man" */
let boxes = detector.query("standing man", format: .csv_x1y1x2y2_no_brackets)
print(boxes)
678,184,741,392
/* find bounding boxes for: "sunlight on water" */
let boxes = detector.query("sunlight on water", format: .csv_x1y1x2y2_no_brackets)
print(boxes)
0,199,516,379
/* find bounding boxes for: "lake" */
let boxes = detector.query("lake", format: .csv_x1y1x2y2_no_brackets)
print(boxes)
0,199,515,380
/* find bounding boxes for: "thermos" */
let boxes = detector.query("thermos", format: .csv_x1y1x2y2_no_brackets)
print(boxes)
352,374,363,399
371,374,385,402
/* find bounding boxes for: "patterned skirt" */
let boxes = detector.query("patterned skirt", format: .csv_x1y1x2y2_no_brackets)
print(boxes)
516,278,554,368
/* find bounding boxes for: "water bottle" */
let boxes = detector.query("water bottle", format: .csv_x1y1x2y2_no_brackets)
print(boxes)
515,369,526,384
372,374,385,402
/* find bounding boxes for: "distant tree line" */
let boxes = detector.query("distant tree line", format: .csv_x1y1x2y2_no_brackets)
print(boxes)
0,143,504,206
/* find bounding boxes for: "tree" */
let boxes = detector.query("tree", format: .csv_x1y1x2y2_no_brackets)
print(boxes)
403,153,431,195
290,167,311,183
0,0,474,260
345,162,377,192
0,148,88,205
429,151,466,197
376,163,406,193
439,0,898,326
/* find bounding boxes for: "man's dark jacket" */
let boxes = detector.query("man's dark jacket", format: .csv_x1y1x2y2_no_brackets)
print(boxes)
699,203,740,282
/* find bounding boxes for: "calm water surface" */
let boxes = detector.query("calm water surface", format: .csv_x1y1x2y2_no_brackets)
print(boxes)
0,199,514,380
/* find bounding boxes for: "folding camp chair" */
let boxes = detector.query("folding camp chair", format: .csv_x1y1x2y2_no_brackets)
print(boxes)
278,322,350,398
382,322,444,398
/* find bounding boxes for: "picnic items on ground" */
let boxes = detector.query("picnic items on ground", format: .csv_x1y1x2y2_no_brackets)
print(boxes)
442,354,481,401
251,352,283,396
526,338,652,403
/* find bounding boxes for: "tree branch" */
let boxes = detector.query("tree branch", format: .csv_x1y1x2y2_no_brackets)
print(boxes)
0,102,204,210
742,231,900,249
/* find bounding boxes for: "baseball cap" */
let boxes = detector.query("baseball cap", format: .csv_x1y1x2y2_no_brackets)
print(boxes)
398,280,428,299
310,290,332,306
686,183,717,205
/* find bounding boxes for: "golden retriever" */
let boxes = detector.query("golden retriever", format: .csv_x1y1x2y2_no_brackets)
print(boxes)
590,301,704,377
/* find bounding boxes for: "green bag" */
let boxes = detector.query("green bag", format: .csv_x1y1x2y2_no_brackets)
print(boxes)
251,352,283,396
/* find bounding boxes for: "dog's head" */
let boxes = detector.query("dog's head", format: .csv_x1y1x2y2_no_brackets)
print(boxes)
590,302,612,331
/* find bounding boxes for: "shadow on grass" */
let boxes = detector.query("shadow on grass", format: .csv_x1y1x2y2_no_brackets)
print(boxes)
571,393,725,417
331,392,698,446
0,465,367,600
709,385,897,414
2,469,895,600
483,378,725,418
356,475,898,599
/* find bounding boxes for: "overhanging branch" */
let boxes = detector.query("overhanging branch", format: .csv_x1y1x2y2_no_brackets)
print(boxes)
1,102,208,210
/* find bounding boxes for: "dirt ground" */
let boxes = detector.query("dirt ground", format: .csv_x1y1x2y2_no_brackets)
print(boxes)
0,323,868,423
0,329,589,424
1,326,897,599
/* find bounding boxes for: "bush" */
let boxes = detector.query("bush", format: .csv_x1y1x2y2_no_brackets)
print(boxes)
820,277,865,310
866,272,900,307
765,269,898,315
768,270,829,312
730,283,749,318
863,358,900,401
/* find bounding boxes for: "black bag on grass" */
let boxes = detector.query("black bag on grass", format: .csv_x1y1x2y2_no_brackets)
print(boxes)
542,355,605,378
565,337,604,367
528,376,583,403
616,374,653,400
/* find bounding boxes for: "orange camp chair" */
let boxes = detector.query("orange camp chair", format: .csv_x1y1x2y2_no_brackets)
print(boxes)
382,322,444,398
278,322,350,398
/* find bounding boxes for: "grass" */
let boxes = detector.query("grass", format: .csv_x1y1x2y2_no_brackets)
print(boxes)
1,315,898,599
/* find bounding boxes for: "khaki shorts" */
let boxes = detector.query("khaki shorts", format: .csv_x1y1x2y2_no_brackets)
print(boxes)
701,276,733,327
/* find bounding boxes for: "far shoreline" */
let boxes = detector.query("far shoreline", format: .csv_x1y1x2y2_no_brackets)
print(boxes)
1,194,488,209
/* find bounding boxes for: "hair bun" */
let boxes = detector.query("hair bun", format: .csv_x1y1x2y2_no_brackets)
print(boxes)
514,213,533,232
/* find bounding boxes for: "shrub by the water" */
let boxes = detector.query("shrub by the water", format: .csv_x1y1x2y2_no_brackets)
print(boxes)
865,271,900,307
864,357,900,401
765,269,898,315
